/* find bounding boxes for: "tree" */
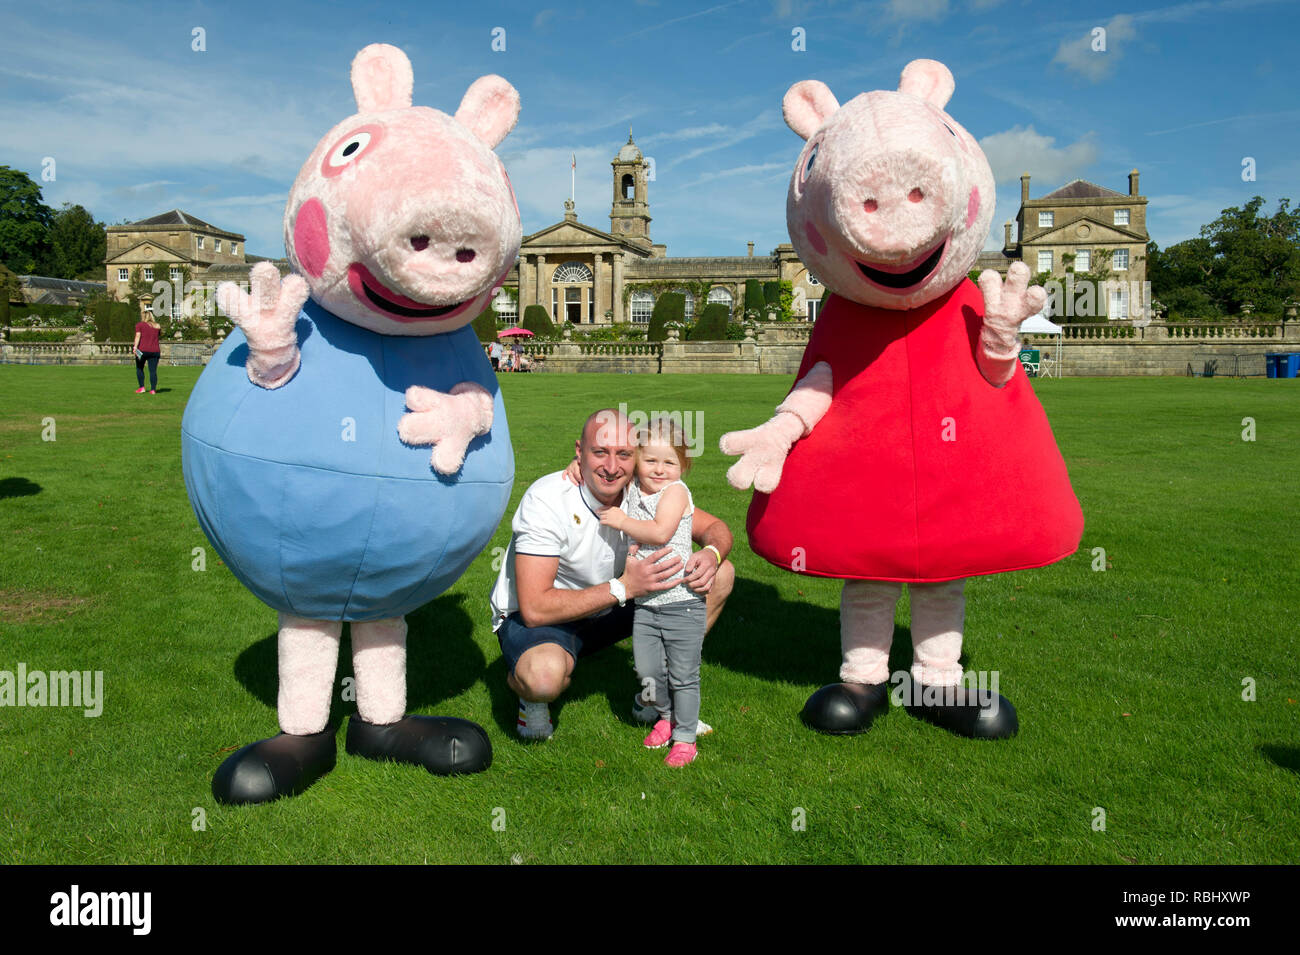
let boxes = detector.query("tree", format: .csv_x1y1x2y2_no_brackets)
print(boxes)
744,279,767,320
648,292,684,342
0,166,55,275
521,303,554,338
47,204,107,279
1148,197,1300,319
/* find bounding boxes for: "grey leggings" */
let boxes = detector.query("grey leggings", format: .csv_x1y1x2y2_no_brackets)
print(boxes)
632,599,705,743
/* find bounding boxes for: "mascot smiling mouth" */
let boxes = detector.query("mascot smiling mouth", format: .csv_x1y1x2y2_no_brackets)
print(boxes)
855,239,947,291
347,263,469,321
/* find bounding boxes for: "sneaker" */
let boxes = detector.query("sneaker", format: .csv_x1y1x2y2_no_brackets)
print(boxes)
664,742,697,767
516,699,553,740
643,719,672,749
149,389,157,395
633,693,713,736
135,387,146,394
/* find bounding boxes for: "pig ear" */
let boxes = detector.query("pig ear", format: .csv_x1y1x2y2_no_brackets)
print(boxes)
899,59,955,109
455,75,520,149
351,44,414,113
783,80,839,141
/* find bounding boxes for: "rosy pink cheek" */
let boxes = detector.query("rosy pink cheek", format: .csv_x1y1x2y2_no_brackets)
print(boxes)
294,198,330,278
965,187,980,230
803,220,828,256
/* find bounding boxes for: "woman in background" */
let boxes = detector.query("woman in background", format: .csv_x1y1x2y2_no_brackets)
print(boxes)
132,299,162,394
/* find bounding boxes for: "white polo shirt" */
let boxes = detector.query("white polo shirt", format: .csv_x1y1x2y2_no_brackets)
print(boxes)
489,471,629,630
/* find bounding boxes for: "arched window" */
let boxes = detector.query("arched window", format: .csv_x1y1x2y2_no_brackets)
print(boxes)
622,174,634,200
493,287,517,324
675,289,695,322
707,286,733,316
630,290,654,324
806,272,821,286
552,261,593,284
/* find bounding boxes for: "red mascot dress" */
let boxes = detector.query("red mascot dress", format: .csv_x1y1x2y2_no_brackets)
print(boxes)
747,280,1083,583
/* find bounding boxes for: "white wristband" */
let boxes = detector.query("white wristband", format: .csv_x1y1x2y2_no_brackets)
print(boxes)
608,578,627,607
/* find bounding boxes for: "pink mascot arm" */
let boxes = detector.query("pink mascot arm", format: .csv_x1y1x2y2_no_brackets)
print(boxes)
397,382,494,475
719,361,832,492
976,261,1047,388
216,262,309,390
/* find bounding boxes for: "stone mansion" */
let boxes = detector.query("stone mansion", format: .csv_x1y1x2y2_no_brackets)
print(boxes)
104,134,1148,324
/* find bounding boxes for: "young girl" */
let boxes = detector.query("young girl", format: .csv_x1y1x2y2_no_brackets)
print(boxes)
598,416,705,767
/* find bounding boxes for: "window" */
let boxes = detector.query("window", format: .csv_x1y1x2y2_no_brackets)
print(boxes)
706,286,733,315
1114,209,1129,226
1037,250,1053,273
170,268,182,281
117,268,129,282
1113,248,1129,271
492,287,516,324
215,239,222,252
807,273,821,286
622,174,634,200
552,261,592,284
143,267,154,281
1109,286,1129,320
630,290,654,324
807,298,820,322
197,236,205,249
230,243,238,255
1038,211,1054,228
1074,249,1091,272
675,289,695,322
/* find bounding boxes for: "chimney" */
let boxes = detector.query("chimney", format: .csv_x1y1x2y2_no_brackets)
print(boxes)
1004,221,1013,249
1020,173,1031,204
1129,168,1140,196
747,241,754,257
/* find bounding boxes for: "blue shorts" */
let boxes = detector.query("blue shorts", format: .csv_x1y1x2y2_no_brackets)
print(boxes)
496,604,636,675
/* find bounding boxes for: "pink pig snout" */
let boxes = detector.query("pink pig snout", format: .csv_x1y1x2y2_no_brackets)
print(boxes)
342,134,511,305
832,149,954,260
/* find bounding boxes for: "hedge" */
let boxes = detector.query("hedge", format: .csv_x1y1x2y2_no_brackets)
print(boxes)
7,302,85,326
687,302,730,341
744,279,767,318
521,304,554,338
472,308,499,343
648,292,684,342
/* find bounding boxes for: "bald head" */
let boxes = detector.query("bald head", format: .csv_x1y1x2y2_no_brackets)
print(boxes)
576,407,636,505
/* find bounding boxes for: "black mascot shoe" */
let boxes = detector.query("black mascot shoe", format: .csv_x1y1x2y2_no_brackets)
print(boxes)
345,714,492,775
801,682,890,735
905,684,1019,739
211,729,337,806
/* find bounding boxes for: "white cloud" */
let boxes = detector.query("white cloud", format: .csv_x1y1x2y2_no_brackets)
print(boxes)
1051,14,1137,82
979,125,1099,185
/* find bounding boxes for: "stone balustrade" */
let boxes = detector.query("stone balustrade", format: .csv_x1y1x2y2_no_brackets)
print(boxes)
4,321,1299,376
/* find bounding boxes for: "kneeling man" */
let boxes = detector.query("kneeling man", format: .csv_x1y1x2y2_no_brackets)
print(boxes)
490,408,735,738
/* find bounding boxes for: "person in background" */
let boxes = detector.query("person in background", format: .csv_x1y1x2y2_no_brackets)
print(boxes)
132,298,163,395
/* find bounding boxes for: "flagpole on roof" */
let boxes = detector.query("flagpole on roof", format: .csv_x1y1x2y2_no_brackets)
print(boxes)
571,153,575,204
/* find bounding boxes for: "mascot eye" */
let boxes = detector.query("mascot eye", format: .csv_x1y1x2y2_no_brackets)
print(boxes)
942,122,957,138
801,142,818,183
328,131,373,169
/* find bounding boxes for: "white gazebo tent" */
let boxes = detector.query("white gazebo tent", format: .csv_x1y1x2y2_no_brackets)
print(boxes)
1021,309,1064,377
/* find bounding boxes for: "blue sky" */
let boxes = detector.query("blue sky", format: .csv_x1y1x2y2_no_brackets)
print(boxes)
2,0,1296,260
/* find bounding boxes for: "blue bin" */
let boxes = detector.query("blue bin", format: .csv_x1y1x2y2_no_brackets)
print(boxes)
1284,354,1300,378
1266,354,1283,378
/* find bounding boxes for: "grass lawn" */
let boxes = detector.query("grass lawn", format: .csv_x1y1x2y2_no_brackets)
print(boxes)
1,365,1297,864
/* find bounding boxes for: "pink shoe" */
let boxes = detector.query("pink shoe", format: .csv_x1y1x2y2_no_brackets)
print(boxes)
643,719,672,749
664,742,697,767
135,387,146,394
149,389,157,395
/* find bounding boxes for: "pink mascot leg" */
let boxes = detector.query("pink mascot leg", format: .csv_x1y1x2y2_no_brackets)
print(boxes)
210,613,341,805
343,615,493,776
350,616,407,726
839,579,902,685
277,613,343,734
800,579,898,734
904,577,1019,739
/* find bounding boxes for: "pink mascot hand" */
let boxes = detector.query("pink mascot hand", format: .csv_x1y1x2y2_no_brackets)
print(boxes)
977,261,1047,388
398,381,494,475
720,412,804,493
216,262,309,389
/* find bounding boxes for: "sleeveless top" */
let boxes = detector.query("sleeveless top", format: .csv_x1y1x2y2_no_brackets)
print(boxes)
624,479,702,607
745,280,1083,583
